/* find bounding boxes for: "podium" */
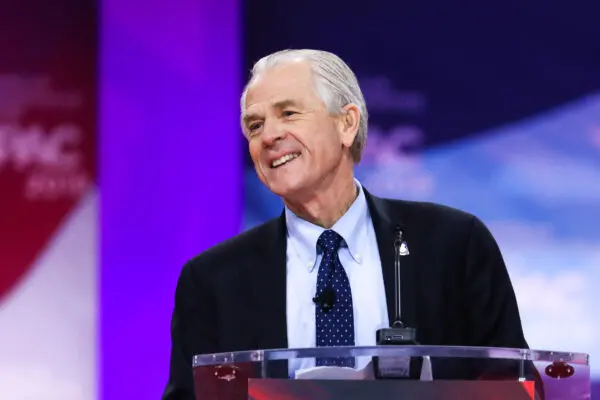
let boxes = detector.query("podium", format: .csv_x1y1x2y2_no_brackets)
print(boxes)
193,345,590,399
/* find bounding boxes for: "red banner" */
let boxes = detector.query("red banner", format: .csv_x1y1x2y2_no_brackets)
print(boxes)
0,2,95,301
0,2,97,398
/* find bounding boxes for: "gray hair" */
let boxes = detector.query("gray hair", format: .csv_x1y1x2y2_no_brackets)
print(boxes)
240,49,369,163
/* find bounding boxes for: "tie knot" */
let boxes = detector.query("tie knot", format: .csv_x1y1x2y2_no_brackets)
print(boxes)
317,229,343,253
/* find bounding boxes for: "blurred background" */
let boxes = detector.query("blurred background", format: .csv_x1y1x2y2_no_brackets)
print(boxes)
0,0,598,398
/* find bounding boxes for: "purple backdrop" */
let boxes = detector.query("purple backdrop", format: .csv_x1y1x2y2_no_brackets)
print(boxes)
100,1,241,398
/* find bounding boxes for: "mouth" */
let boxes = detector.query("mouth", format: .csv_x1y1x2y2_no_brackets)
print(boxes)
271,152,301,168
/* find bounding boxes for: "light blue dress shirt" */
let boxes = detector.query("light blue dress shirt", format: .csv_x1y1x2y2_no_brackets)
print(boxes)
285,180,389,376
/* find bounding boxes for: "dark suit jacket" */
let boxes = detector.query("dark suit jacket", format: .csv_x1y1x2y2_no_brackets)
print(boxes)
162,189,530,399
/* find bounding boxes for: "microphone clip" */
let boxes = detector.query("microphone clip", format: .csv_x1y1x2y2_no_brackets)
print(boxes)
313,287,335,313
399,241,410,256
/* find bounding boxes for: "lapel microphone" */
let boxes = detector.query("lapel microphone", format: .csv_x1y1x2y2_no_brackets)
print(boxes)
313,287,335,312
376,225,418,345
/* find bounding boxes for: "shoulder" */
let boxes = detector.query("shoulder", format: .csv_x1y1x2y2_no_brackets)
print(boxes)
387,197,481,230
371,196,506,276
369,194,495,247
179,217,282,281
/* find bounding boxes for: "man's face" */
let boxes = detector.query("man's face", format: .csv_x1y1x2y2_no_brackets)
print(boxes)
243,61,354,200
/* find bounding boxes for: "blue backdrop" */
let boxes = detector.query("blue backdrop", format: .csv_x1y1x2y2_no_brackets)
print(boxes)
243,1,600,395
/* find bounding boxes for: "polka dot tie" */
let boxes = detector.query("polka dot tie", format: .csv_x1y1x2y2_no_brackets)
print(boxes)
315,229,355,367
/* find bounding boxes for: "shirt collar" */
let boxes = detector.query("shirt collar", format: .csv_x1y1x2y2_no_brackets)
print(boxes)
285,179,370,271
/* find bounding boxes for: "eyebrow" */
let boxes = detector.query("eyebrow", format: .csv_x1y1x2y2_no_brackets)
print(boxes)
242,99,302,126
273,99,301,109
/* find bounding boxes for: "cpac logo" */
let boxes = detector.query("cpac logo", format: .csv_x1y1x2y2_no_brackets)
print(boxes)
0,123,89,200
0,124,82,171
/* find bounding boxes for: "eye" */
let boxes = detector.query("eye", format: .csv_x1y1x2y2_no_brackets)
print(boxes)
248,122,263,132
282,110,298,117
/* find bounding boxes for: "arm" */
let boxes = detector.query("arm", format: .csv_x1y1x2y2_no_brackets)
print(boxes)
163,260,218,400
464,216,545,399
464,216,527,348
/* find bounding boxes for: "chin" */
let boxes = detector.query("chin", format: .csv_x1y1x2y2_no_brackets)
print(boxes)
268,183,300,198
265,178,307,199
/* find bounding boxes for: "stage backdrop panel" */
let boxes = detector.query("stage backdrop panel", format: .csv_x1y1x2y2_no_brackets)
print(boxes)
242,1,600,396
100,0,241,399
0,2,97,399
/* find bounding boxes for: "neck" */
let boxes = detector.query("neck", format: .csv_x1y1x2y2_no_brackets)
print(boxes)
284,167,358,229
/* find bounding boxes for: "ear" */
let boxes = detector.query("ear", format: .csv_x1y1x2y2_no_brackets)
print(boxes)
337,103,361,149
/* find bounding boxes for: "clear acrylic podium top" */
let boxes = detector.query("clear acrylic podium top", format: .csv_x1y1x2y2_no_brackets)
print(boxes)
192,345,590,399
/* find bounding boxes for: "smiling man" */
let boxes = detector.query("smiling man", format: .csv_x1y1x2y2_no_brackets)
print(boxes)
243,57,363,228
162,49,530,399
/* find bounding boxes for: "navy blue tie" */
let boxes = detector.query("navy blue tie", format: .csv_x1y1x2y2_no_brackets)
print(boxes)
315,230,355,367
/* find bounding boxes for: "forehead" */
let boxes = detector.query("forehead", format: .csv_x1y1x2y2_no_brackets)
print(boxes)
244,61,321,113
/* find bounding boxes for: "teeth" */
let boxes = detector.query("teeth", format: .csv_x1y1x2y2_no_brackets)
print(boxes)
272,153,300,168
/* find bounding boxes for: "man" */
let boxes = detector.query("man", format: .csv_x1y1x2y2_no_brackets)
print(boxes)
162,49,530,399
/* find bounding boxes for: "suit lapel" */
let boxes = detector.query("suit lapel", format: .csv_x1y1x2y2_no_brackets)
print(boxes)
248,214,288,351
245,214,290,379
364,190,418,331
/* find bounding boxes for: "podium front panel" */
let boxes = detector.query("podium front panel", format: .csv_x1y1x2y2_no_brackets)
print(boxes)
248,380,535,399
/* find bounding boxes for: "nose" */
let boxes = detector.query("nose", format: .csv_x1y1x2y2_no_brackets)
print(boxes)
261,118,284,146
